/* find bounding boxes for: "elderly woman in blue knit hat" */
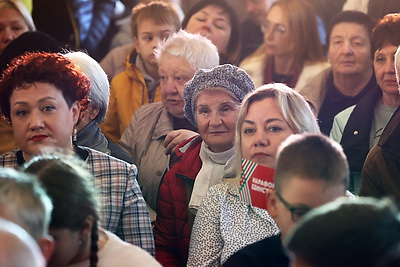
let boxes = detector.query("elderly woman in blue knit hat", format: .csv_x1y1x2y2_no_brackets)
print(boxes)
153,64,255,266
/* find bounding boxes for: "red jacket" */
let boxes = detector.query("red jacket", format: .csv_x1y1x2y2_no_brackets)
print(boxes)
154,136,202,267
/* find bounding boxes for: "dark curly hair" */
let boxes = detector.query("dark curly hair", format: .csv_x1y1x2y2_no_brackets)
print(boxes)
0,52,90,121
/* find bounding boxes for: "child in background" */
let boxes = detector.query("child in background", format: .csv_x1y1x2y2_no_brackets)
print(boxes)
100,1,180,144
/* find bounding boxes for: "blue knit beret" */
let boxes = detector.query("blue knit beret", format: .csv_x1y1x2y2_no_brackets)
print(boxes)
183,64,256,127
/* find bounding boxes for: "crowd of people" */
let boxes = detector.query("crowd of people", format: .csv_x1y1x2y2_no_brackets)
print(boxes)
0,0,400,266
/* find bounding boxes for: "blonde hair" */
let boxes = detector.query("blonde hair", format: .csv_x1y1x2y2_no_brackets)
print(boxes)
236,83,320,146
0,0,35,31
227,83,320,183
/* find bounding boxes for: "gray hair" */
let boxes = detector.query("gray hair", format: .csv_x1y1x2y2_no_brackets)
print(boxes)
0,168,52,241
155,29,219,71
65,51,109,123
0,0,35,31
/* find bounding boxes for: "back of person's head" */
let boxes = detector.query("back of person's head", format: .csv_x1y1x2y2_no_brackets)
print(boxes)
371,13,400,57
131,1,180,38
268,0,324,62
23,154,100,266
0,52,90,121
286,197,400,267
0,31,60,75
65,51,109,124
236,83,320,146
0,218,46,267
182,0,241,65
274,133,349,193
155,30,219,71
0,167,52,241
327,10,375,47
0,0,35,31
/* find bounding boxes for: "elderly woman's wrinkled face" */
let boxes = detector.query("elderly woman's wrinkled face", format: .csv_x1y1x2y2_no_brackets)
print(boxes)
9,82,80,161
195,88,239,153
159,53,196,118
0,7,29,54
185,5,231,54
241,97,293,167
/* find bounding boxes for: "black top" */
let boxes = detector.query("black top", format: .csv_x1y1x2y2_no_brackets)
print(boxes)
223,234,290,267
340,86,382,172
318,72,377,135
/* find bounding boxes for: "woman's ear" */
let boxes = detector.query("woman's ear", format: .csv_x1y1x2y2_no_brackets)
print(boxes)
71,101,81,125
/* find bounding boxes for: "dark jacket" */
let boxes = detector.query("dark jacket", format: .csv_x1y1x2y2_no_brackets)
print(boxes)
154,136,202,267
360,107,400,204
340,87,382,172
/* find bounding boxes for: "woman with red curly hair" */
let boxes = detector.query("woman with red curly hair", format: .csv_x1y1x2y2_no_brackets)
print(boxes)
0,52,90,159
0,52,155,256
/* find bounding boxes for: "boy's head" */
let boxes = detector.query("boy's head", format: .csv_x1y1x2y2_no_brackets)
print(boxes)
286,197,400,267
268,134,349,239
131,1,181,66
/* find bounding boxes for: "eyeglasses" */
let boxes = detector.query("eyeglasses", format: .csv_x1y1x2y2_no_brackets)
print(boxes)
275,191,312,222
261,21,286,35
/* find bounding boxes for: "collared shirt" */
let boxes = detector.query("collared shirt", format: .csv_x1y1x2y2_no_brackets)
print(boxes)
0,147,155,255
